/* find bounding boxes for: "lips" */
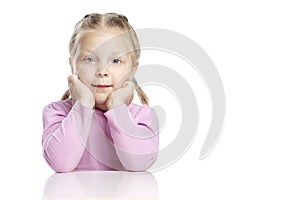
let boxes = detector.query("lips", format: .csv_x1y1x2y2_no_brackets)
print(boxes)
91,84,113,88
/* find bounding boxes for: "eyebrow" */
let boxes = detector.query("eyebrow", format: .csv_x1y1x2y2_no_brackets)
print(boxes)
76,49,92,57
98,50,130,58
78,50,130,61
99,47,131,55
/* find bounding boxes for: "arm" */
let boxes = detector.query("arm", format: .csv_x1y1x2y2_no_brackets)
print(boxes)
104,104,159,172
42,101,94,172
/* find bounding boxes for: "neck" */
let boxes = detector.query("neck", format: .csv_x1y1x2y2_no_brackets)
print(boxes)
95,104,108,112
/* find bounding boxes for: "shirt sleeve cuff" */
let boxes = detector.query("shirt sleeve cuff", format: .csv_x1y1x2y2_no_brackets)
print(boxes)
104,103,128,120
72,100,94,119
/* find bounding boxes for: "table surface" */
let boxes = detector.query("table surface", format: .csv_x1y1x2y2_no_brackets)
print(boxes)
43,171,159,200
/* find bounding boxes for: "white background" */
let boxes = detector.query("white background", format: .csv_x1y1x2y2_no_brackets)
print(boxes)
0,0,299,199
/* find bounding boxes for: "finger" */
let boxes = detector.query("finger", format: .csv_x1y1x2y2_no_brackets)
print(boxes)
68,74,78,85
72,74,78,82
129,94,134,103
68,75,78,97
123,80,135,89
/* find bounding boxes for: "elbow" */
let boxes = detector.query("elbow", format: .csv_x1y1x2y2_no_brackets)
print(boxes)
120,153,158,172
51,164,76,173
123,164,148,172
43,151,77,173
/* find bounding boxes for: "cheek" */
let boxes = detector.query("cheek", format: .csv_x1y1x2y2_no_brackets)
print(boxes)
77,67,96,84
111,70,132,87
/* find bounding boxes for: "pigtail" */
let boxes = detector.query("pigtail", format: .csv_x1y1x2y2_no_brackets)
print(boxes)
136,85,149,105
61,90,70,100
134,78,149,105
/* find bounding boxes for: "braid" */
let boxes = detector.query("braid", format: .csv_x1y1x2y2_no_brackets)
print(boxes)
134,78,149,105
61,90,70,100
136,86,149,105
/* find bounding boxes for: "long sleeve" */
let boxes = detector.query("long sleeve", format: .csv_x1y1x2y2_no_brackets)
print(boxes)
42,100,94,172
104,104,159,172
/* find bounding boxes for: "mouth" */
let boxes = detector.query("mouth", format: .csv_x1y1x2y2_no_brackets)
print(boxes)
91,84,113,89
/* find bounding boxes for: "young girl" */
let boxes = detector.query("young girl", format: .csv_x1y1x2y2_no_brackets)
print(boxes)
42,13,159,173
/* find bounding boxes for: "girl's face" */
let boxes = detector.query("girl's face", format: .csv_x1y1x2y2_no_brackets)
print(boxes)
70,31,137,109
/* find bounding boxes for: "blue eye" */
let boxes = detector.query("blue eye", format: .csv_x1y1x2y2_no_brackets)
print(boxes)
84,56,96,63
112,58,121,65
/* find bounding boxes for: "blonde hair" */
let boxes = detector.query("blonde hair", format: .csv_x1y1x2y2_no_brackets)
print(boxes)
61,13,148,105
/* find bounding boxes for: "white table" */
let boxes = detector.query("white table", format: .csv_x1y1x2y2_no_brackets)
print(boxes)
43,171,158,200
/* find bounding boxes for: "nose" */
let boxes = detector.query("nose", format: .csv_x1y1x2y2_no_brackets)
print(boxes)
96,67,109,78
96,71,109,77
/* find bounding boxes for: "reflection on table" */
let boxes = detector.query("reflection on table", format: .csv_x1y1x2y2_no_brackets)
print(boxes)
43,171,159,200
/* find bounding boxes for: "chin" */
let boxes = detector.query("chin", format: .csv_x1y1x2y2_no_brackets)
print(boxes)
94,97,107,105
94,93,108,104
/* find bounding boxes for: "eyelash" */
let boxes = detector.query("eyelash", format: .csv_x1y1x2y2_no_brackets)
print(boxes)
82,56,122,65
112,58,122,65
83,56,96,63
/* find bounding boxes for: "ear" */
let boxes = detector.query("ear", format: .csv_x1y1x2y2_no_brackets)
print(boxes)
69,57,74,74
130,63,138,80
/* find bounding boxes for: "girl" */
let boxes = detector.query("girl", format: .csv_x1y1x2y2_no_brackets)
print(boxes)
42,13,159,173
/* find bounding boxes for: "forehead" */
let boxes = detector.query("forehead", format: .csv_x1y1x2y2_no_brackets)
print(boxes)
77,31,134,56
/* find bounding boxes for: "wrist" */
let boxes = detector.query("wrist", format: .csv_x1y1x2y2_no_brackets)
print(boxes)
108,100,126,110
78,98,95,109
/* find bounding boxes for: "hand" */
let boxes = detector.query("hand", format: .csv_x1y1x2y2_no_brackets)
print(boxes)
106,80,135,110
68,74,95,109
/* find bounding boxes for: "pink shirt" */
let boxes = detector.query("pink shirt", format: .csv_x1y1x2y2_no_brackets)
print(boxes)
42,99,159,173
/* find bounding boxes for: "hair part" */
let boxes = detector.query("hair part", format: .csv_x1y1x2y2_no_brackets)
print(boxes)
62,13,148,105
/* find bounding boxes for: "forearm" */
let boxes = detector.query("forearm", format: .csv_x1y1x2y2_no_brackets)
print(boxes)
105,104,159,171
43,122,85,172
42,101,94,172
113,138,158,172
